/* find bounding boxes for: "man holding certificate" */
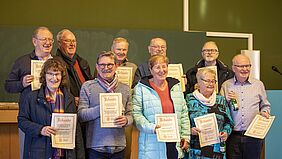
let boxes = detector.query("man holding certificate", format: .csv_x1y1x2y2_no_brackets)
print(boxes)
78,51,133,159
133,55,190,159
5,26,54,159
18,58,85,159
186,68,234,159
220,54,271,159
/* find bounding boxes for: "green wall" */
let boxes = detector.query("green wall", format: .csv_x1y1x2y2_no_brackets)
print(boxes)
0,0,281,100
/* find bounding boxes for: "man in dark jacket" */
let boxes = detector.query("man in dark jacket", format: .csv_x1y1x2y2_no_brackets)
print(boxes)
5,26,54,159
55,29,92,106
185,41,234,94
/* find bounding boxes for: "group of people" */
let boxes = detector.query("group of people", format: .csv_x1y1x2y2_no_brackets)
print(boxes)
5,26,271,159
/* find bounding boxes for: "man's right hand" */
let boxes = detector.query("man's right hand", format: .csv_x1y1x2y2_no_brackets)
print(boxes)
22,75,34,88
227,91,236,102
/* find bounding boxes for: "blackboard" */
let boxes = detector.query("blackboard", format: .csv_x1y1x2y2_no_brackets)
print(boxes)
0,26,206,102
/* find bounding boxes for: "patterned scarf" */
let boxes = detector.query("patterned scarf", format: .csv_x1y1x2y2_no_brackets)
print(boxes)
97,73,119,93
45,87,65,159
192,89,216,106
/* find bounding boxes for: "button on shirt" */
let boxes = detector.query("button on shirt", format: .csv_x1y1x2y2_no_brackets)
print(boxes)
220,77,270,131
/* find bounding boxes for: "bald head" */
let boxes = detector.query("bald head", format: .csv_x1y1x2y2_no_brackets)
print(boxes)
201,41,219,66
232,54,252,82
148,38,167,56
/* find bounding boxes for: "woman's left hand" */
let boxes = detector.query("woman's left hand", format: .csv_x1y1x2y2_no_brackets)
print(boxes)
219,132,228,142
114,116,128,127
180,138,189,152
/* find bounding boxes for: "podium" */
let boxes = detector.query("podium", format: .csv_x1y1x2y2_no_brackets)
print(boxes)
0,103,19,159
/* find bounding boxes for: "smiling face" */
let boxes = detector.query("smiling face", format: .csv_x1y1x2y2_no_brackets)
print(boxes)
196,69,217,97
96,56,117,81
150,61,168,82
112,41,128,63
58,30,77,58
32,28,53,58
232,55,251,83
201,41,219,64
46,70,62,93
148,38,167,56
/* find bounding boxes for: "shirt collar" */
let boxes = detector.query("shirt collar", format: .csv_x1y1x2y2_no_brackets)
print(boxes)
233,76,254,85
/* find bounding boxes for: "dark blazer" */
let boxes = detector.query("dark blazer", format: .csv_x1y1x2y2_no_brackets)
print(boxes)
185,59,234,94
18,86,85,159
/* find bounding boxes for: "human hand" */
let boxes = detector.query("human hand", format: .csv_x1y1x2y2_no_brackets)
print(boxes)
227,91,236,102
154,124,161,133
180,138,189,152
74,97,79,107
22,75,34,88
114,116,128,127
41,126,56,137
219,132,228,142
191,127,201,136
261,111,270,119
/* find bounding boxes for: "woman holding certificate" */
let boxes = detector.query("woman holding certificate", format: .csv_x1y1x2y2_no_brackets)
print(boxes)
133,54,190,159
185,68,233,159
18,58,85,159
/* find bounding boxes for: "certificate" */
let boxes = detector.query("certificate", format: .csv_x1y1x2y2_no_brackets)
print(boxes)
31,60,44,91
100,93,123,128
244,114,275,139
194,113,220,147
51,113,77,149
155,114,180,142
198,66,218,93
167,64,185,92
116,66,133,87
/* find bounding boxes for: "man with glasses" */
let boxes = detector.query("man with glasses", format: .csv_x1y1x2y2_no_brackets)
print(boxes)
55,29,92,106
5,26,54,159
185,41,234,94
132,37,167,88
220,54,270,159
78,51,132,159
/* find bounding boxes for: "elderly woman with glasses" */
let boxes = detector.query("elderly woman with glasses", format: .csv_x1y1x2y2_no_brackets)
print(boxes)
18,58,85,159
133,54,190,159
185,68,233,159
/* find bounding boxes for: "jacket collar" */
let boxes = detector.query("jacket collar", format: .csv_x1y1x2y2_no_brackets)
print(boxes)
140,76,180,90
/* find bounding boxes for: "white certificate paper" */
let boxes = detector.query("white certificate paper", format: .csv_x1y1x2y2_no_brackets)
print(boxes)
51,113,77,149
100,93,123,128
31,60,45,91
155,114,180,142
116,66,133,87
198,66,218,93
244,114,275,139
167,64,185,92
194,113,220,147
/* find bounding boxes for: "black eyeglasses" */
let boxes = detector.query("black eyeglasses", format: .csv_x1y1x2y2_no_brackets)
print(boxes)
97,63,115,69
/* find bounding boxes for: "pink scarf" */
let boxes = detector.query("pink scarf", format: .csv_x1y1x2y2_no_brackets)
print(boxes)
192,89,216,106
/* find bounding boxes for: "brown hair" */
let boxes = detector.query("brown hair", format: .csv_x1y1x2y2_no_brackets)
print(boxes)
148,54,169,69
96,51,117,64
39,58,68,87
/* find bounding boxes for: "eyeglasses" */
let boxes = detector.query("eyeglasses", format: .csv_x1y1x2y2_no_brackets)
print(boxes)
150,45,166,50
97,63,115,69
63,39,77,44
36,38,54,43
202,49,218,54
200,78,217,84
46,72,62,77
234,64,252,69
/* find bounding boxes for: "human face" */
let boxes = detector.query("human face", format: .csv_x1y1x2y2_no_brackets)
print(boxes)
46,70,62,93
96,56,117,81
33,29,53,57
201,42,219,63
148,39,167,56
112,42,128,63
150,61,168,82
60,31,77,58
232,56,251,82
198,73,216,97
